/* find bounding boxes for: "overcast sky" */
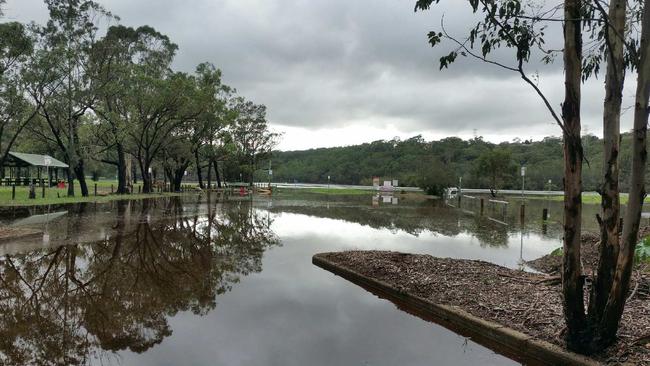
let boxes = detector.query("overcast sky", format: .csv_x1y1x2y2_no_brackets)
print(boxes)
3,0,639,151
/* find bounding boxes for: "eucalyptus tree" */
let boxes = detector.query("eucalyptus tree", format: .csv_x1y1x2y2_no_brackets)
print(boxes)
230,98,279,185
161,136,193,192
415,0,650,353
0,22,36,169
89,25,177,194
192,63,236,189
126,71,202,193
24,0,114,197
160,65,230,191
475,148,515,197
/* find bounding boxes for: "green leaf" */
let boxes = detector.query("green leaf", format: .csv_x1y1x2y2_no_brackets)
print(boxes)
635,236,650,264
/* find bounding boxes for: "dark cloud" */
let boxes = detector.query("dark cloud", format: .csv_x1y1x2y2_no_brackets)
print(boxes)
3,0,636,149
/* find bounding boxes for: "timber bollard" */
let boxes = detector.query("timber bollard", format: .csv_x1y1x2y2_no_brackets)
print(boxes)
457,194,461,207
11,184,15,200
94,183,97,196
480,198,485,215
520,204,525,224
111,184,114,193
42,183,45,198
542,208,548,221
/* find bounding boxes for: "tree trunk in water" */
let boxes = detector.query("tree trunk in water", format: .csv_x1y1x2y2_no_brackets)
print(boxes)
164,168,173,192
140,161,152,193
562,0,588,352
589,0,626,337
67,167,75,197
250,157,255,186
126,155,133,190
173,166,187,192
195,149,204,189
599,0,650,344
74,160,89,197
116,144,128,194
214,160,222,188
207,160,213,190
142,174,152,193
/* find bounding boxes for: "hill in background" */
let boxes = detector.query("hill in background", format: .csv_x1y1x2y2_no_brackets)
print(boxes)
266,134,643,193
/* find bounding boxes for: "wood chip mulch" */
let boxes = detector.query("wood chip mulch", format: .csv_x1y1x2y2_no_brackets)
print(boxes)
0,226,42,241
321,250,650,365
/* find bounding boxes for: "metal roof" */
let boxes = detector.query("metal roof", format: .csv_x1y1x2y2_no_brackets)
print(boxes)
6,152,69,168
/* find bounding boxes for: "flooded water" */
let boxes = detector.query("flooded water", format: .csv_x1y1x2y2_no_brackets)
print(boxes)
0,193,590,365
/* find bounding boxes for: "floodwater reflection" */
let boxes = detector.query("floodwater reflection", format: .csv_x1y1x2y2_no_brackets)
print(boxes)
0,198,278,365
0,194,576,365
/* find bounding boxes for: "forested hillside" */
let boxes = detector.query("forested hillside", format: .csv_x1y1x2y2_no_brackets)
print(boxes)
269,134,643,193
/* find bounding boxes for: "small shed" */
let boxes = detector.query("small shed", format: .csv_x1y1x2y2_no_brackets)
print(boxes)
3,152,68,186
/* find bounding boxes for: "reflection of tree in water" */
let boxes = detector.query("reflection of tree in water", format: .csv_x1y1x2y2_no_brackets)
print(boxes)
269,200,513,247
466,218,509,247
0,198,279,365
269,202,462,237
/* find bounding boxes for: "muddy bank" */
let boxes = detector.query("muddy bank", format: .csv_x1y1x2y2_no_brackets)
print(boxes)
318,251,650,365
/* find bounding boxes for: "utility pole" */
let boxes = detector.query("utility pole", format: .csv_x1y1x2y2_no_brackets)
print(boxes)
458,176,462,206
44,156,52,198
520,166,526,200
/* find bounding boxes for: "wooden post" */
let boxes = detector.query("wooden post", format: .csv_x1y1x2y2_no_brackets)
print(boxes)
111,184,114,193
457,194,461,207
138,185,141,194
94,183,97,196
11,184,15,200
520,204,525,224
480,198,485,215
542,208,548,221
41,182,45,198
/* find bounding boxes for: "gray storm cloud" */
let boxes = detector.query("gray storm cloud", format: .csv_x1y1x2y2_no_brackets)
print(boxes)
3,0,636,149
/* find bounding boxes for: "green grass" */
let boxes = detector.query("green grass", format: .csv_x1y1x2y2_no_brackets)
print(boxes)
276,187,426,197
534,193,650,205
551,238,650,264
0,181,198,207
637,237,650,264
277,187,376,195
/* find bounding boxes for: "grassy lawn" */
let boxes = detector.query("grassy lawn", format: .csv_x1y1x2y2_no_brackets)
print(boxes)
276,187,375,195
0,180,199,207
535,193,650,205
297,188,375,195
275,187,421,196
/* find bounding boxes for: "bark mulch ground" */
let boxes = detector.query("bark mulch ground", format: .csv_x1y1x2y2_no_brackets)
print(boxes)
527,227,650,276
320,250,650,365
0,226,41,242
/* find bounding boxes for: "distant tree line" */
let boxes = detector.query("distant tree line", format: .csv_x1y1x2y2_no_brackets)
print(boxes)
0,0,279,196
270,133,646,195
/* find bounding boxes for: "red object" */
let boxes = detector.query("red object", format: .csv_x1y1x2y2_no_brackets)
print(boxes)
57,181,65,189
239,187,246,196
